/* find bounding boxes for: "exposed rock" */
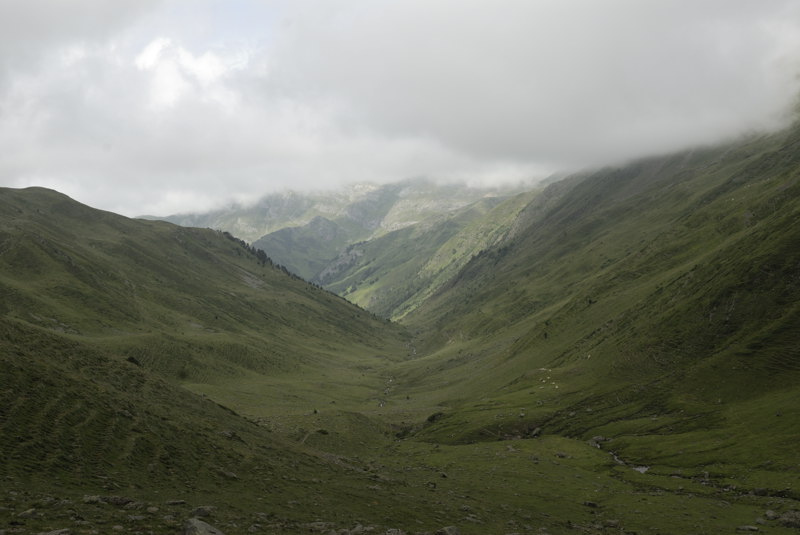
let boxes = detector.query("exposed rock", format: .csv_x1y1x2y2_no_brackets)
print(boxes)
736,526,759,532
103,496,134,506
220,430,244,442
303,522,334,532
216,469,239,480
582,501,598,508
17,508,36,518
385,529,406,535
435,527,460,535
41,530,71,535
764,510,779,520
184,517,225,535
190,505,216,517
780,510,800,528
167,500,187,505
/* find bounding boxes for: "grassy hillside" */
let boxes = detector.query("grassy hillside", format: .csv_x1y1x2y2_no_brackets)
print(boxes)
3,110,800,534
252,216,352,280
0,188,449,533
393,124,800,491
158,178,519,243
160,179,527,303
316,193,536,319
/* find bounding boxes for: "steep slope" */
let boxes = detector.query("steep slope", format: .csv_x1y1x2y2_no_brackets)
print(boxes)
394,124,800,473
5,118,800,534
315,193,536,319
251,216,351,280
157,178,518,243
0,188,456,532
158,179,528,299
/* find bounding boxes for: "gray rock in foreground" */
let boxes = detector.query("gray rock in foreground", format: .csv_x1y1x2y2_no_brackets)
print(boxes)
183,517,225,535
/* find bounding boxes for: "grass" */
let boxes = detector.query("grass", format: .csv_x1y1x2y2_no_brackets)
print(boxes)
2,121,800,533
319,193,536,320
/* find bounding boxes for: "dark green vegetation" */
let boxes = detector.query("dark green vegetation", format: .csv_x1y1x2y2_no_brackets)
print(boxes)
2,120,800,534
252,216,353,281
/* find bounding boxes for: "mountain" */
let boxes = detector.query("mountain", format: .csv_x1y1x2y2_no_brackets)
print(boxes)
251,215,351,280
157,178,520,243
0,188,450,533
3,119,800,534
314,192,536,319
157,178,524,283
394,123,800,493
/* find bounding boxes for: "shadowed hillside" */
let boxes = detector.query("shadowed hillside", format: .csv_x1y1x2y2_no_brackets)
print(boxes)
0,188,453,533
2,115,800,534
396,124,800,476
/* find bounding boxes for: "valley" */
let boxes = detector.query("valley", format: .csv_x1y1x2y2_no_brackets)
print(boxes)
2,121,800,534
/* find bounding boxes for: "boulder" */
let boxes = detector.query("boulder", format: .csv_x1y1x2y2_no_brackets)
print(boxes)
190,505,216,517
183,517,225,535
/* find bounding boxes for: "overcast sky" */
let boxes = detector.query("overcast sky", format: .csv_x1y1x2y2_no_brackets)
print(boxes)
1,1,799,216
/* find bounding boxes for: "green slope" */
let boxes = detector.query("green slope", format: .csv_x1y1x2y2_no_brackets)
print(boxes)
158,178,520,242
160,179,527,304
4,110,800,535
0,187,449,533
252,216,351,280
315,194,536,319
395,125,800,474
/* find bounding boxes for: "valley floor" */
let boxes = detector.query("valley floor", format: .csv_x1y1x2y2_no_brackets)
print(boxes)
4,427,800,535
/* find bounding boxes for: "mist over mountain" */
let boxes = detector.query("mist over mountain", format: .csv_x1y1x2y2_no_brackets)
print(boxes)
2,118,800,533
153,178,525,282
4,2,800,532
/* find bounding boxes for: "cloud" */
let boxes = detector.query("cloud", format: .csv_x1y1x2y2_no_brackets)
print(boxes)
0,0,799,216
0,0,159,85
272,0,800,165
